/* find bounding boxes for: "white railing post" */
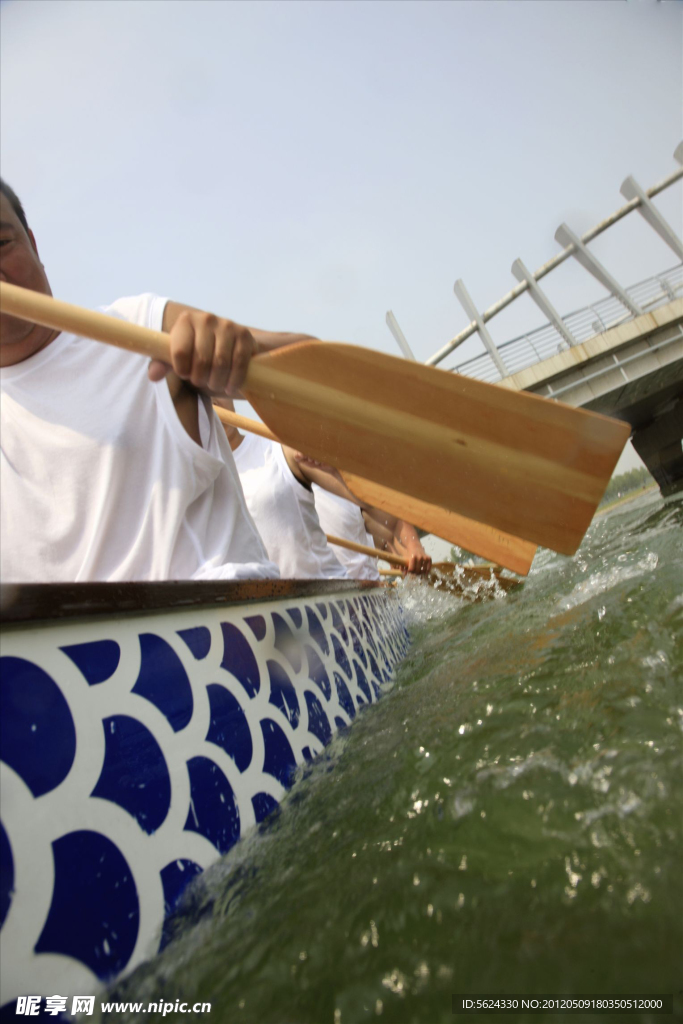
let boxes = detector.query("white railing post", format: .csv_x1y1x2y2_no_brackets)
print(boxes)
425,156,683,368
620,176,683,261
452,280,509,378
510,258,578,347
555,223,642,317
385,311,417,361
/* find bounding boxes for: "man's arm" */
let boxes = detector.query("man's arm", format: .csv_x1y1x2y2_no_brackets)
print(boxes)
281,447,361,499
283,451,431,575
153,301,316,396
362,509,432,575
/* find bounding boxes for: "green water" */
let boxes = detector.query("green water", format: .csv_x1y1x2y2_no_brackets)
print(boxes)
106,491,683,1024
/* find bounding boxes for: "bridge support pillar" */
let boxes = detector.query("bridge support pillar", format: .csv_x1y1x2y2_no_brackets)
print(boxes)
630,399,683,497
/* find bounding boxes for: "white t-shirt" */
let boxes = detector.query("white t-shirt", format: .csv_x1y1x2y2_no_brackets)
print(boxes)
0,294,278,583
313,486,380,581
232,433,348,580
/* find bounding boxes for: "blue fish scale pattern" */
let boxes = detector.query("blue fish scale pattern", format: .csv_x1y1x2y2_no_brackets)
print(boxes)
0,588,408,1008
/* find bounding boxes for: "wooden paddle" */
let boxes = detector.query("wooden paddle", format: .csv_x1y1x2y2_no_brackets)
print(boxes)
215,406,278,443
378,564,521,598
0,283,629,554
325,532,413,570
327,531,493,576
337,472,537,575
213,406,537,574
211,409,509,579
328,535,520,597
239,343,629,555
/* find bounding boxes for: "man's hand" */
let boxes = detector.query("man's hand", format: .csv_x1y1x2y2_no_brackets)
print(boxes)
364,510,432,576
149,309,255,396
389,530,432,576
150,300,318,398
402,537,432,576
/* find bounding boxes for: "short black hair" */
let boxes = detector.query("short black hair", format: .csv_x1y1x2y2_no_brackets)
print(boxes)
0,178,30,235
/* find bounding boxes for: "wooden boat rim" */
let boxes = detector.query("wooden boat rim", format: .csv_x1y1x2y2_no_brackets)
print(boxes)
0,579,387,626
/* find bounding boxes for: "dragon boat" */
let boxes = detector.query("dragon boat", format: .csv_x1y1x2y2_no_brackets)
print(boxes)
0,579,408,1010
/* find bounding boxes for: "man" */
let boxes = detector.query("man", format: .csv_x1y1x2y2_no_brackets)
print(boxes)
0,178,313,582
220,407,350,580
313,485,382,580
313,485,431,579
217,398,431,579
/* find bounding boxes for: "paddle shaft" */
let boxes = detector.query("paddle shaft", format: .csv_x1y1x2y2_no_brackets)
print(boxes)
326,532,463,576
214,406,277,442
325,533,408,569
0,284,171,361
0,280,292,394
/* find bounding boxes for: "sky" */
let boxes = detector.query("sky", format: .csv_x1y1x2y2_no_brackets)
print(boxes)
1,0,682,497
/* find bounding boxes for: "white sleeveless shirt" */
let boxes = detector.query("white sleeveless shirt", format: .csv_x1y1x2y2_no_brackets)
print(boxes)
232,433,348,579
313,486,380,580
0,294,278,582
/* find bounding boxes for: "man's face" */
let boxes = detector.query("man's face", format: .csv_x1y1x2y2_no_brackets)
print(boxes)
0,192,54,364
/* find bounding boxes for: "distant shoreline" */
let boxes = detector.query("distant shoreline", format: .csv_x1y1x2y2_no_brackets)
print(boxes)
595,483,659,517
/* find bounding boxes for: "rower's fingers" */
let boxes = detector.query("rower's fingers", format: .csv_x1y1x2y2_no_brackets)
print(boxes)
416,551,430,574
188,314,218,390
168,311,198,381
147,358,169,382
207,321,236,394
407,552,431,575
225,326,255,395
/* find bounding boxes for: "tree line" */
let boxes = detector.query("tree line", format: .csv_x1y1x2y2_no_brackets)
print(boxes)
599,465,654,506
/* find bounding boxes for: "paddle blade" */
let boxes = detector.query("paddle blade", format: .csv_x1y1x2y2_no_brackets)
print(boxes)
212,403,533,573
340,471,536,575
244,342,630,555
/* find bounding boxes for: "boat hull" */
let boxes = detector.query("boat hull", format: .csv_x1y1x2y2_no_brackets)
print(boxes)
0,581,408,1008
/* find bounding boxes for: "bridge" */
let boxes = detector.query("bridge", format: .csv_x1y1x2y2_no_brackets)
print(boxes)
387,145,683,497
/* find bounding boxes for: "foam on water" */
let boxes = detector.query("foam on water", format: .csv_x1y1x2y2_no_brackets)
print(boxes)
398,565,514,632
394,574,466,628
556,550,659,611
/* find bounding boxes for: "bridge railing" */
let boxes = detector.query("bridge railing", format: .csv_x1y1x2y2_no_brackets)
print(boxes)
445,263,683,384
386,146,683,378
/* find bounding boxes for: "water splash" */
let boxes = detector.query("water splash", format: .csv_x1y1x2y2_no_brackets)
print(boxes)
556,551,659,611
99,493,683,1023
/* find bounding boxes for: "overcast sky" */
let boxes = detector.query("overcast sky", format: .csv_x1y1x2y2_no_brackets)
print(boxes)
1,0,681,489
